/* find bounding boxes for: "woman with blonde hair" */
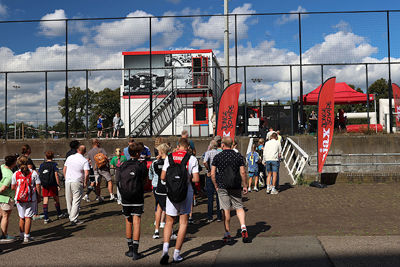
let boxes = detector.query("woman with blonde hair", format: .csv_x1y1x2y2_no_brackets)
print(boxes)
149,143,170,239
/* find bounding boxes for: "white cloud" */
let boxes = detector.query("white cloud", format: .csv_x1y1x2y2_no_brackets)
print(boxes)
39,9,67,37
276,6,307,25
93,10,183,49
192,3,256,41
0,3,7,17
333,20,352,33
190,38,221,50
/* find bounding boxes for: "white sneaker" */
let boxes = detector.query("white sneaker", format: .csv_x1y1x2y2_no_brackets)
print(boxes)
271,188,278,195
266,186,271,194
247,187,251,192
160,222,165,228
253,187,259,192
110,194,115,201
153,231,160,239
170,233,178,240
23,236,34,243
82,195,90,203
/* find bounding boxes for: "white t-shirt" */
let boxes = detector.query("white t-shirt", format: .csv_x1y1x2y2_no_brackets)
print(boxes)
263,139,282,162
64,153,90,183
266,131,275,140
12,169,40,202
162,151,199,193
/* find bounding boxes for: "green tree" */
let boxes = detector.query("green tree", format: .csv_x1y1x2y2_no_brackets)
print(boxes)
368,78,388,100
89,87,121,130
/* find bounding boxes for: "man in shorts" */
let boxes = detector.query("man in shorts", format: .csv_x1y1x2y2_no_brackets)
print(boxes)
87,139,115,201
159,138,200,264
211,137,250,243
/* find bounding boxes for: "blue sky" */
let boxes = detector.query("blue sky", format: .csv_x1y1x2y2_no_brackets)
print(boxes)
1,0,400,124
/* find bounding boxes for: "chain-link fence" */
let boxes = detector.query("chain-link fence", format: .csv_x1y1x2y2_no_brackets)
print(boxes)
1,10,400,139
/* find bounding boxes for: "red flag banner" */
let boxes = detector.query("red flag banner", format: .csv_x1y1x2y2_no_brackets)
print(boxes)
216,82,242,139
392,83,400,128
317,77,336,173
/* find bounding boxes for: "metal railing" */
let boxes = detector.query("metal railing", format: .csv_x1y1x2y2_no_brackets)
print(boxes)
309,153,400,167
282,137,310,184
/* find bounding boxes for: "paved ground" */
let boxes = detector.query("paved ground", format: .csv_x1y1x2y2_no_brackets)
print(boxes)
1,168,400,266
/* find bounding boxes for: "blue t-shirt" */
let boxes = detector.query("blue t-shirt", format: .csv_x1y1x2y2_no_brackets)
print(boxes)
97,118,103,128
246,152,259,173
140,146,151,159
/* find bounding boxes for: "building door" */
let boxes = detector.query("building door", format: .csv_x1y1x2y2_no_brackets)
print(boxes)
193,101,208,124
192,57,208,88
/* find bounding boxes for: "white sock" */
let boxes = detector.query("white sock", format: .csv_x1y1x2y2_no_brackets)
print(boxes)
24,233,30,238
241,225,247,231
272,186,275,189
173,249,182,261
162,242,169,256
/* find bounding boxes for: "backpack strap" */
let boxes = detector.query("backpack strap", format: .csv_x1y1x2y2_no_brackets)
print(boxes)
180,152,191,167
168,153,175,167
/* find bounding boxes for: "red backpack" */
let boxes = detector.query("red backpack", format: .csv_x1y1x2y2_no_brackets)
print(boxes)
15,171,34,203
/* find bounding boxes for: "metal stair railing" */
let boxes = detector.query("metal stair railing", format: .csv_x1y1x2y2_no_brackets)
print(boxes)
129,79,173,130
282,137,310,185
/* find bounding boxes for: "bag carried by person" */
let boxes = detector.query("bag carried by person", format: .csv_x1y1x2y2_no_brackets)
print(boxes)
94,149,108,169
119,119,124,127
117,159,144,203
166,153,190,203
223,164,242,189
15,171,34,203
39,162,57,188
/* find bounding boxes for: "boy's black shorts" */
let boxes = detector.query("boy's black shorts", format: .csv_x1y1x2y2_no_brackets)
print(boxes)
122,205,144,218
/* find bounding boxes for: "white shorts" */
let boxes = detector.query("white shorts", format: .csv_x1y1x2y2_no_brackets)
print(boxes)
16,202,36,218
166,190,193,217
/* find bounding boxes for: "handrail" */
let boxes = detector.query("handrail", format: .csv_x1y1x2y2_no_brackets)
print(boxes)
286,137,309,159
282,137,310,184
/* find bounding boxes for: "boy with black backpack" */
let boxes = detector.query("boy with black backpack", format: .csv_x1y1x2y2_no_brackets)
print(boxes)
116,142,148,261
211,137,250,243
38,151,67,224
159,138,200,265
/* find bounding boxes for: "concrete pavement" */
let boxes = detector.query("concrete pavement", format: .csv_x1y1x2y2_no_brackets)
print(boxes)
1,235,400,266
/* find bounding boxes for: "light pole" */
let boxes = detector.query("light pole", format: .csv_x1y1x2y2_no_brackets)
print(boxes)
12,85,20,139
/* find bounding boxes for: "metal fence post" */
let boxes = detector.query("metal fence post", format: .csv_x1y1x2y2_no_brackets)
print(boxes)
45,72,48,138
365,64,370,130
4,73,7,140
235,14,238,83
128,69,131,136
65,19,69,138
86,70,89,138
321,65,324,84
290,65,294,136
387,11,393,133
149,17,153,137
172,68,175,136
298,13,304,132
244,66,248,136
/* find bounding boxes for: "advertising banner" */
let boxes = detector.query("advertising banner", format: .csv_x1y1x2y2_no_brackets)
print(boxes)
216,83,242,139
392,83,400,128
317,77,336,173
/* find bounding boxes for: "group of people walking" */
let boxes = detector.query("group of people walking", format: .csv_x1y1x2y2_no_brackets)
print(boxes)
0,128,282,264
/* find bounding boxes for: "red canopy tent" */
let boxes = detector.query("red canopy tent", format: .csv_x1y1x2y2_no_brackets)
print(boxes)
303,82,375,105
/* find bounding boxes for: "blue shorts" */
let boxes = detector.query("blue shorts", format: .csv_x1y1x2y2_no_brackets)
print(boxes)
266,161,279,173
248,171,259,177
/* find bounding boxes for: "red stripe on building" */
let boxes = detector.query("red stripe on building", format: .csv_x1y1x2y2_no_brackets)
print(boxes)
122,93,212,99
122,49,213,56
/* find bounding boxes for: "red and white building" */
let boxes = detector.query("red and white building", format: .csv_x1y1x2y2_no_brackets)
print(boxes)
120,49,224,137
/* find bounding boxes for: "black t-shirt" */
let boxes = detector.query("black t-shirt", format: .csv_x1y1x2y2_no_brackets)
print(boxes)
27,157,36,171
212,149,245,189
66,149,77,159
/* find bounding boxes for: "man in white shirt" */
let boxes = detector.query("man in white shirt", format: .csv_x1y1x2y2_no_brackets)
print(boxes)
263,132,282,194
266,128,274,140
63,145,90,225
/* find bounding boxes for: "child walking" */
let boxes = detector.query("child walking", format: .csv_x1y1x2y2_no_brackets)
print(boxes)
117,142,148,260
38,151,67,224
246,143,260,192
11,156,41,243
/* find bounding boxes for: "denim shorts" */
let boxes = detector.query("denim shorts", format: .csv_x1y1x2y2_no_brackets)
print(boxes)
266,161,279,173
248,171,259,177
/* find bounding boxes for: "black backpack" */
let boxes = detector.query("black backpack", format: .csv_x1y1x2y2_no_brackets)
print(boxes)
154,159,167,194
223,164,242,189
39,162,57,188
117,159,145,204
166,153,190,203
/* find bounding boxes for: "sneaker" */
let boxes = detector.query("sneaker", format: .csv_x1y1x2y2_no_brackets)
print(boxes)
96,196,104,203
223,235,232,243
206,218,214,223
32,214,45,221
253,187,259,192
70,220,84,226
58,213,68,219
125,249,133,257
23,236,34,243
132,251,142,260
217,218,222,222
173,254,184,263
153,231,160,239
82,194,90,203
170,233,178,240
271,188,278,195
44,219,52,224
160,254,169,265
266,186,271,194
0,235,15,242
160,222,165,228
193,199,197,206
247,187,251,192
241,229,250,243
188,217,194,224
110,194,116,201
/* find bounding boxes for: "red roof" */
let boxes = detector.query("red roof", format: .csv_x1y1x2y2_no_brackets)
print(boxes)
122,49,213,56
303,82,375,105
